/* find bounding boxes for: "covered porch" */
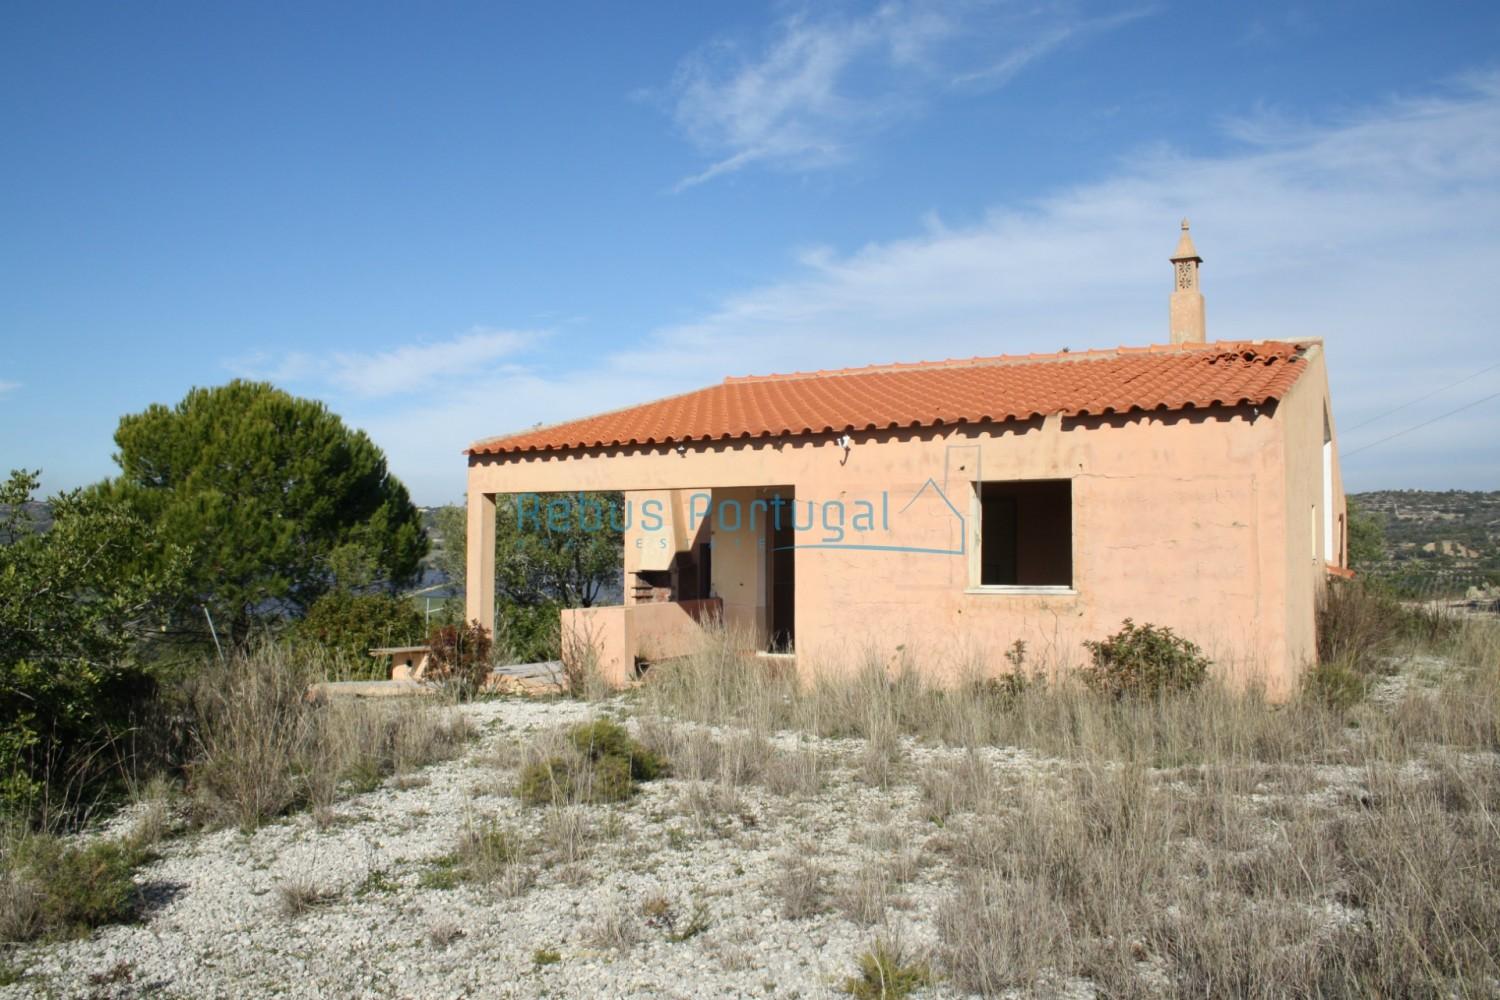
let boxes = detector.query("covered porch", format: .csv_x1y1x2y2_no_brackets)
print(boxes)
465,471,801,687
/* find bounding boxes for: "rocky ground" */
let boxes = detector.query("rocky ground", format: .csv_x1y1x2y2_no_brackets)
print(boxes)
2,696,1058,999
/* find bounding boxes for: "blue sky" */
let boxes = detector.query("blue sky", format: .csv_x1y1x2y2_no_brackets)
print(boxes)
2,1,1498,505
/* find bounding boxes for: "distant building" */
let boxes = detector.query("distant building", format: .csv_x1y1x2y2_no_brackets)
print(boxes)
464,223,1347,698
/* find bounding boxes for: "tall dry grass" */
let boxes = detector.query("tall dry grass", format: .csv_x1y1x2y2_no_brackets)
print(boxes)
183,644,472,829
640,608,1500,997
641,618,1497,766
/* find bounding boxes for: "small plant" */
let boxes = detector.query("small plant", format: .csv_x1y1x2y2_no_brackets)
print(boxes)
666,900,711,942
532,947,562,967
772,857,828,919
842,937,932,999
354,868,399,897
427,920,465,948
0,959,28,987
517,757,582,806
638,894,710,941
584,901,640,951
87,960,134,987
1081,619,1210,698
277,877,336,918
419,863,460,891
641,894,674,926
425,819,530,886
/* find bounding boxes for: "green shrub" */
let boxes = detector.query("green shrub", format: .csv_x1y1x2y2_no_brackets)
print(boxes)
1081,619,1210,698
568,719,666,780
517,720,666,806
291,591,424,673
588,753,636,803
0,469,186,820
3,833,149,940
517,757,578,807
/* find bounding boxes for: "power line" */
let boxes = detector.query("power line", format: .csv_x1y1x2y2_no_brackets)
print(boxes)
1343,360,1500,432
1343,389,1500,459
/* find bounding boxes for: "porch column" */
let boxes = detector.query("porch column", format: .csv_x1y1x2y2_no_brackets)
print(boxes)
465,490,496,634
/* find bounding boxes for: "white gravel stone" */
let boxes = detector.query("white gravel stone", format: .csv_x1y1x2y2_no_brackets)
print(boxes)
0,697,1017,999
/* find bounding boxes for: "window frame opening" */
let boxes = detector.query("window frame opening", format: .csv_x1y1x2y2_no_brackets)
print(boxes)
967,478,1075,595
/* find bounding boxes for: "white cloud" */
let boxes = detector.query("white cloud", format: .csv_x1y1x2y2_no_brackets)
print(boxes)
229,327,543,399
663,1,1145,189
0,380,18,396
370,76,1500,503
952,7,1154,87
328,328,537,397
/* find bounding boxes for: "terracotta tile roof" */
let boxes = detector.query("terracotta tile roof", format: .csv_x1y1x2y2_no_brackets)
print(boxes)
467,340,1311,456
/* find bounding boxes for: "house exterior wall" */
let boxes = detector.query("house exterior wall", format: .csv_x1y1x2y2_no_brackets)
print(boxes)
468,357,1336,698
1276,347,1347,677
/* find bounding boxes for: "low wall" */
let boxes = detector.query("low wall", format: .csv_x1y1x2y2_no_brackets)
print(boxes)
561,598,722,687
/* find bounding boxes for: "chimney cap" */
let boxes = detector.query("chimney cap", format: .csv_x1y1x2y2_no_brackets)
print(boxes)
1171,218,1202,262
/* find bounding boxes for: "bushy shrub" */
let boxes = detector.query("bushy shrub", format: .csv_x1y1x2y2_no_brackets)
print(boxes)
1081,619,1210,698
568,719,667,780
0,469,186,820
426,621,493,699
517,719,666,806
517,757,580,806
291,591,424,673
1,832,149,940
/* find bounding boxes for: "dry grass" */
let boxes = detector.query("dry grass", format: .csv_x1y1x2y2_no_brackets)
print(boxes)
183,645,472,830
640,610,1500,997
276,877,336,918
584,897,641,951
769,849,828,919
427,919,465,948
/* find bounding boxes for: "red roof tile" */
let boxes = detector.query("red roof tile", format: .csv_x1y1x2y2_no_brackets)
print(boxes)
467,340,1310,456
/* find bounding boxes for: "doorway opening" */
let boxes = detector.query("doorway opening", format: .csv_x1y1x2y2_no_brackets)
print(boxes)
766,488,795,653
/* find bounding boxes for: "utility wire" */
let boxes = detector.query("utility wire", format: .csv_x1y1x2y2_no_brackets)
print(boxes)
1342,389,1500,459
1343,360,1500,432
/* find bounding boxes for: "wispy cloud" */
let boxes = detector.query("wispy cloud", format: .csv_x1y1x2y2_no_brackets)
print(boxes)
953,7,1155,87
0,380,18,396
662,1,1150,189
373,76,1500,502
229,327,543,398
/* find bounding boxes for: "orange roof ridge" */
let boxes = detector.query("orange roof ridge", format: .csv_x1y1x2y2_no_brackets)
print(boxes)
722,339,1302,385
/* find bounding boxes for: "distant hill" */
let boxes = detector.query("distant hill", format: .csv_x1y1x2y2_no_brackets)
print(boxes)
0,500,54,538
1350,490,1500,595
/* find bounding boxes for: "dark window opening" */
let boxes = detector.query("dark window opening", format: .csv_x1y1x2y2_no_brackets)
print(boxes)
978,480,1072,587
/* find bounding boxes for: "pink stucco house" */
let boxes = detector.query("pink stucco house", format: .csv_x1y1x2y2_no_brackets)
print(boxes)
464,223,1347,698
